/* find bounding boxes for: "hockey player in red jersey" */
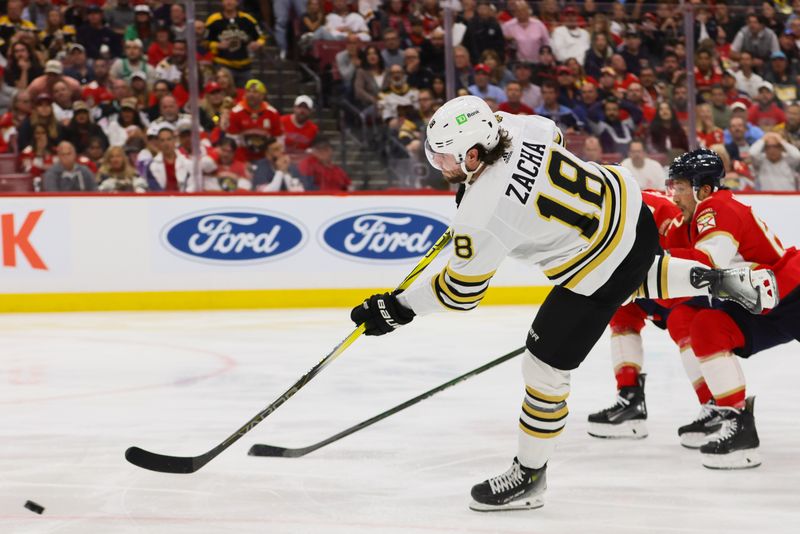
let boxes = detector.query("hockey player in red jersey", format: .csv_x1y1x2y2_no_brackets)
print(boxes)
664,149,800,469
587,190,693,439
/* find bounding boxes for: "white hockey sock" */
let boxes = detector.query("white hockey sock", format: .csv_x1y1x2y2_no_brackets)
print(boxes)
611,332,643,374
518,350,570,469
634,255,711,300
680,346,703,386
698,351,746,408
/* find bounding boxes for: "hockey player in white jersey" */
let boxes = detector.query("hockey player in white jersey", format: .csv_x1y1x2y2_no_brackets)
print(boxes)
350,96,777,512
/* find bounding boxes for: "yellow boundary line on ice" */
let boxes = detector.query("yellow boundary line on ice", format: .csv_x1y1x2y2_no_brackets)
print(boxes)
0,287,552,313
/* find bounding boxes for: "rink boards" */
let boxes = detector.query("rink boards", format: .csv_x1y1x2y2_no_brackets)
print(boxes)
0,192,797,312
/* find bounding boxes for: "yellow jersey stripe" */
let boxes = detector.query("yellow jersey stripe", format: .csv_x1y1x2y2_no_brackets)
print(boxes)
525,386,569,403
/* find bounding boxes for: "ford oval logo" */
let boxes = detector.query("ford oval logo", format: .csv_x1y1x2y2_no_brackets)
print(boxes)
321,210,448,261
163,210,305,263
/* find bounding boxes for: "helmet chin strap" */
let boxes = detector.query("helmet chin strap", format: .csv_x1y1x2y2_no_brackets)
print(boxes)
461,160,484,184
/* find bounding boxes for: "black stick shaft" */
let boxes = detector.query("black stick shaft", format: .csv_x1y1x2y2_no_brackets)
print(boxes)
125,228,453,474
248,346,526,458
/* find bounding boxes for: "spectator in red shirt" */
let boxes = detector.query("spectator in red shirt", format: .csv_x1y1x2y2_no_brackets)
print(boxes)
696,103,725,148
281,95,319,153
227,79,282,142
147,23,173,66
207,137,251,191
298,136,352,191
497,81,534,115
694,48,722,93
748,81,786,130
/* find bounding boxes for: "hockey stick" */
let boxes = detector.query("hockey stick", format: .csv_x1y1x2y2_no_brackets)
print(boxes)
248,345,526,458
125,228,454,474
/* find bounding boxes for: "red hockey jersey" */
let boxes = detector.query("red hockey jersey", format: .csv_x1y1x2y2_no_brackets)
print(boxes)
670,189,800,299
642,190,682,249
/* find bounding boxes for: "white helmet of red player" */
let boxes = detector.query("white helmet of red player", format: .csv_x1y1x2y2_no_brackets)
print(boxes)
425,95,500,181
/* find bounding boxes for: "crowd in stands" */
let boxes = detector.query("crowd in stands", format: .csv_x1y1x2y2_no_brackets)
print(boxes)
1,1,800,192
0,0,350,192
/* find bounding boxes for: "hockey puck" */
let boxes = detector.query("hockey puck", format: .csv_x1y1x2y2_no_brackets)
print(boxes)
24,500,44,514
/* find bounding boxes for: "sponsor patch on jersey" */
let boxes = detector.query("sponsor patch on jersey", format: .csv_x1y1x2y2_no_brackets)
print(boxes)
696,209,717,234
320,210,448,261
162,209,306,263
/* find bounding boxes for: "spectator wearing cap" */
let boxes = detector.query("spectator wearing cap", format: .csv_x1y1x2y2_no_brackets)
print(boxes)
17,92,66,150
463,1,505,64
0,0,38,56
227,79,283,146
105,0,135,35
748,81,786,130
281,95,319,152
403,47,433,90
124,4,156,46
535,80,579,132
175,119,217,180
27,60,82,102
621,140,666,191
102,97,146,147
137,122,162,176
765,50,798,103
550,7,590,64
512,61,543,110
468,64,506,105
555,66,579,109
146,124,195,192
731,14,780,67
4,41,43,91
64,100,108,154
497,81,533,115
749,132,800,190
111,39,153,84
43,141,97,192
583,32,613,81
77,4,123,59
205,0,266,86
208,138,251,191
63,43,94,85
129,71,151,109
154,39,188,85
200,81,227,130
147,23,173,67
621,30,649,76
251,136,312,192
97,145,148,192
501,1,549,64
298,136,352,191
379,64,420,121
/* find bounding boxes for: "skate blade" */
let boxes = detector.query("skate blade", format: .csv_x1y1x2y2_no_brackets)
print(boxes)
469,494,544,512
587,420,648,439
679,432,714,449
701,448,762,470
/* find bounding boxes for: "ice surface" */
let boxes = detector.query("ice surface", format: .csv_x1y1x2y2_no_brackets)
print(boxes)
1,306,798,533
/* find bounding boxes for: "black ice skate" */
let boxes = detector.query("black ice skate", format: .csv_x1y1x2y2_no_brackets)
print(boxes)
690,267,778,314
677,401,723,449
587,374,648,439
700,397,761,469
469,457,546,512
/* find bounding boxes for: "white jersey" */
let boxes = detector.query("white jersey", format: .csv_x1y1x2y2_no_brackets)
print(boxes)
400,113,643,316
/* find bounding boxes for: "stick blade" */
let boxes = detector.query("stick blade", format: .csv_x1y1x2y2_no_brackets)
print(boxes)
125,446,199,474
248,443,307,458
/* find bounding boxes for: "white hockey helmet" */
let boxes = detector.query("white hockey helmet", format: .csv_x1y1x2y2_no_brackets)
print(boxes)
425,95,501,177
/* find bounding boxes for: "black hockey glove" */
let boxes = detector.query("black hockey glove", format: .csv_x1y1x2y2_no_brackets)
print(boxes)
350,291,415,336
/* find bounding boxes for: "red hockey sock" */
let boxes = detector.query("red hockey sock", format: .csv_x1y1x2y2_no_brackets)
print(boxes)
694,380,713,405
615,365,639,389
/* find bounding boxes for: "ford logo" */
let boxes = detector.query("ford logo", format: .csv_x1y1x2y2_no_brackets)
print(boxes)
163,210,305,263
321,210,448,261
